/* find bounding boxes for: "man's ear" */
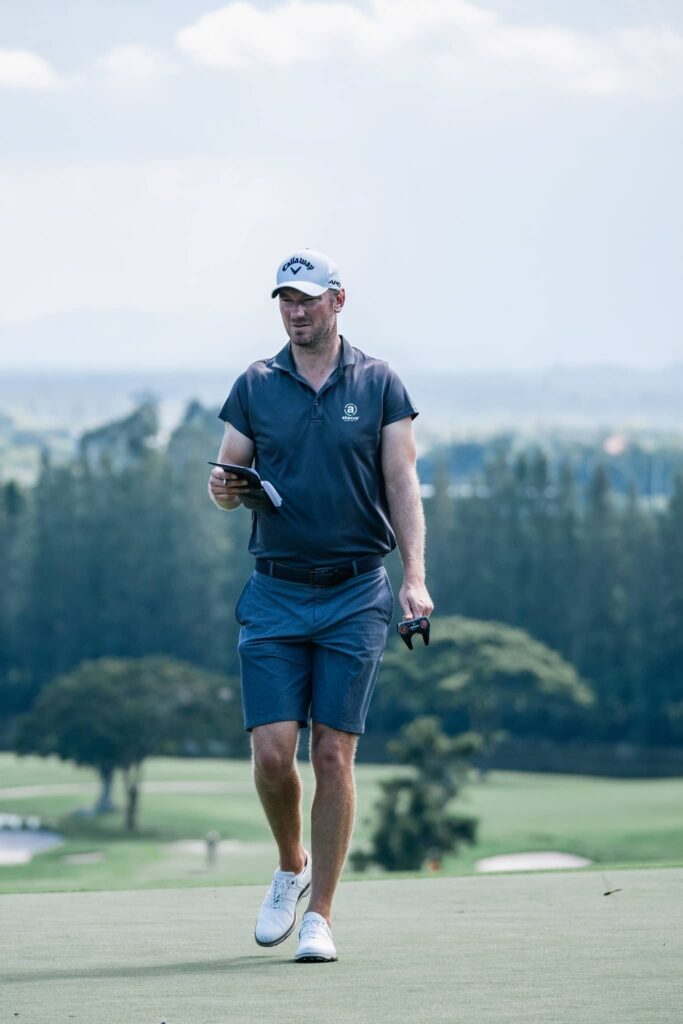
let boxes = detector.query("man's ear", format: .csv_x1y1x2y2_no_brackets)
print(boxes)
333,287,346,312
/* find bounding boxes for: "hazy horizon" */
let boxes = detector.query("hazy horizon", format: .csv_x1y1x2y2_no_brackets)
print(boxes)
3,353,683,376
2,308,682,376
3,364,683,439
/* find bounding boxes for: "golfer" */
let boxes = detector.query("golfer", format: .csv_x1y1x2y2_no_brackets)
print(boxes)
208,248,433,962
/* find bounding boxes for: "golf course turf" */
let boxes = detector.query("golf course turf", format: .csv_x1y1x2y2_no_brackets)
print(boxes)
3,867,681,1024
3,756,683,893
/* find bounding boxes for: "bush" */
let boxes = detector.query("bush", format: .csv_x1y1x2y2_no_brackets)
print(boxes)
351,717,480,871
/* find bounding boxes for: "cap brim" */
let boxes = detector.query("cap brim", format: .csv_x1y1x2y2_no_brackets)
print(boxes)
272,281,328,299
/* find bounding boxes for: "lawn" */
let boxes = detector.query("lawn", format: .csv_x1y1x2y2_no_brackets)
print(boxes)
1,753,682,894
3,868,682,1024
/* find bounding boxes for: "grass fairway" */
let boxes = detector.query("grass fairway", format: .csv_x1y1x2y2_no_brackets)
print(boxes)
2,754,683,892
2,868,681,1024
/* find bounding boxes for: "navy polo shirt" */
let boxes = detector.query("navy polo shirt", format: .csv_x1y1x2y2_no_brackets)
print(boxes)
218,336,418,567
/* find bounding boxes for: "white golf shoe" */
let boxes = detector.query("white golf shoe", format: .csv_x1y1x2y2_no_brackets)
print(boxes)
254,852,311,947
294,911,338,963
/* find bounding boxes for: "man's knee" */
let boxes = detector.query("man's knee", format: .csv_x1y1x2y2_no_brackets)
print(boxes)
310,725,357,778
252,723,299,781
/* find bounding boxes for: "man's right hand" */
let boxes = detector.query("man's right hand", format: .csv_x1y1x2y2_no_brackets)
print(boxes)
208,467,249,510
210,422,257,510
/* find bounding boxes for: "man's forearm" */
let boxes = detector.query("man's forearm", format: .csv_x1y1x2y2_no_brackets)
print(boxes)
385,468,426,582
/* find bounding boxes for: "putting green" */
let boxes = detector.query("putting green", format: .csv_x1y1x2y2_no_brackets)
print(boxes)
2,868,681,1024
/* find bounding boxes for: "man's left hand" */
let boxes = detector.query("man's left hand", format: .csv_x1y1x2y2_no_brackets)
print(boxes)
398,579,434,620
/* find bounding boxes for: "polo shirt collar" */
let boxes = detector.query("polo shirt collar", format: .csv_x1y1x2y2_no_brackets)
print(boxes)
270,343,295,373
271,335,355,374
340,335,356,367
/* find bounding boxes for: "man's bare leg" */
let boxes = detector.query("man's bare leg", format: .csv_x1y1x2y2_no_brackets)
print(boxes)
251,721,306,874
307,722,358,924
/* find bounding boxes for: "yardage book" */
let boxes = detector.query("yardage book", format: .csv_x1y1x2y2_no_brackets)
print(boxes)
208,462,283,511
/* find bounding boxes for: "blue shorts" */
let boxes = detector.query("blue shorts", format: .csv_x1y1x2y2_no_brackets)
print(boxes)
235,566,394,735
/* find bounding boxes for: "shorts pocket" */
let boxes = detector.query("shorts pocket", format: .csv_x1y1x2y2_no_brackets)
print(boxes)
382,569,394,622
234,575,253,625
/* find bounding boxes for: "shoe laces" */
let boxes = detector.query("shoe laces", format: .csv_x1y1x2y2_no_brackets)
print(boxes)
301,915,329,939
268,875,295,909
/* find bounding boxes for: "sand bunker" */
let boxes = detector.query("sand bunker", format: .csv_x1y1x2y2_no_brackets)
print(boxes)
475,851,592,872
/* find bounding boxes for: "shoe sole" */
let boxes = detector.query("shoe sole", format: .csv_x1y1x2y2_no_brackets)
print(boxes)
254,882,311,948
294,954,338,963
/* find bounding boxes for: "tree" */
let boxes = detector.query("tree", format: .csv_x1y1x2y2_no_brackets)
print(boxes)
19,454,92,686
14,656,246,830
424,455,456,610
570,464,627,736
163,401,253,672
375,616,593,752
351,717,480,871
618,483,659,743
0,481,33,734
652,475,683,742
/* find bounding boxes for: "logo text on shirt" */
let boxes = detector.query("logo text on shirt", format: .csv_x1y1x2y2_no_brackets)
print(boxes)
342,403,359,422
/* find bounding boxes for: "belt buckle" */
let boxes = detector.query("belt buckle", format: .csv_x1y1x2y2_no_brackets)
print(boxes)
310,565,346,587
309,566,334,587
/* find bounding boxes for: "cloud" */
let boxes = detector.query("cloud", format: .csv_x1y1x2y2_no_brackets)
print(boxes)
175,0,683,97
0,48,62,90
97,44,173,85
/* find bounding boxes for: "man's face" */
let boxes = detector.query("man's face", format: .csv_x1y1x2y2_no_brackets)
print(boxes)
278,287,344,349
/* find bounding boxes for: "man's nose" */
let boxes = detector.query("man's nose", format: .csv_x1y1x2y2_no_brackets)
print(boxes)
290,304,307,319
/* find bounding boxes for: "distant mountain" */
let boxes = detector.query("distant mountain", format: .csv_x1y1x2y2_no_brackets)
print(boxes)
407,365,683,431
0,369,232,435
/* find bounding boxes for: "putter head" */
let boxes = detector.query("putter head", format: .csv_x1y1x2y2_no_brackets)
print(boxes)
397,616,430,650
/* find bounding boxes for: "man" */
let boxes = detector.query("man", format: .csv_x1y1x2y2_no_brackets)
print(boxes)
208,248,433,962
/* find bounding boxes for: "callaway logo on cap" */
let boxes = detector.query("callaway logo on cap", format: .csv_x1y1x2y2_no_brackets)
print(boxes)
272,248,342,298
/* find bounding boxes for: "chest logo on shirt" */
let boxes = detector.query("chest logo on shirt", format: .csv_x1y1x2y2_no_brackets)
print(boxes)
342,403,359,422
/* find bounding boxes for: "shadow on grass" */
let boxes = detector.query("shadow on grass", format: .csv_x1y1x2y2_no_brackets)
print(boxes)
3,955,295,984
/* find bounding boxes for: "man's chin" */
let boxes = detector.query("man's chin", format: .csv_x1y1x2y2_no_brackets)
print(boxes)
290,333,319,347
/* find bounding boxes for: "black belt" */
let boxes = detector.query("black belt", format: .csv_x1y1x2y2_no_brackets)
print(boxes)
255,556,383,588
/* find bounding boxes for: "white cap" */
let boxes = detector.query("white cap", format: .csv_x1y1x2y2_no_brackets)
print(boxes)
271,248,342,298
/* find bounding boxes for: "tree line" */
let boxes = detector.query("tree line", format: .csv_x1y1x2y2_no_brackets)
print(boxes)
424,450,683,747
1,400,682,751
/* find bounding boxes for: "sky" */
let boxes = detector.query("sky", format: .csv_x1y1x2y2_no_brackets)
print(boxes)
1,0,682,374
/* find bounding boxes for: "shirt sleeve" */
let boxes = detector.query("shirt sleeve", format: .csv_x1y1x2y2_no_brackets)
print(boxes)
218,373,254,440
381,367,419,427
